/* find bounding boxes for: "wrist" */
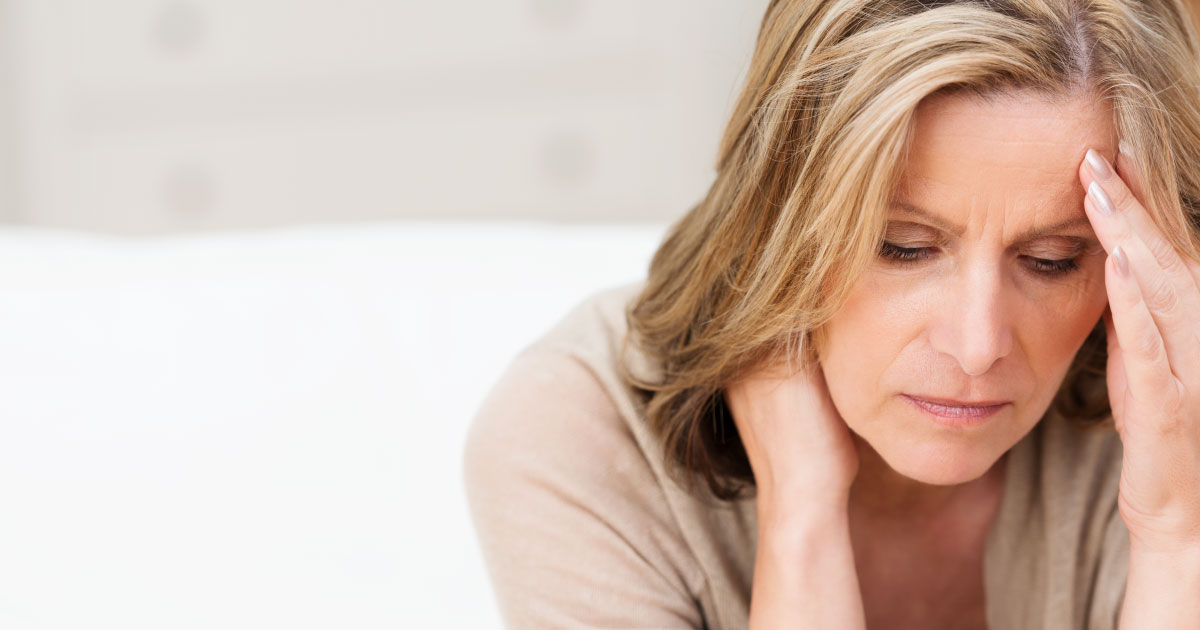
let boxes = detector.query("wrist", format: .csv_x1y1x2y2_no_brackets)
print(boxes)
1119,543,1200,628
1128,543,1200,575
756,480,850,522
748,487,864,630
756,486,850,538
1127,527,1200,557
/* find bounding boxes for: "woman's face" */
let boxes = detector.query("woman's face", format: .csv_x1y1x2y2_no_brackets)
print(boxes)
817,89,1115,485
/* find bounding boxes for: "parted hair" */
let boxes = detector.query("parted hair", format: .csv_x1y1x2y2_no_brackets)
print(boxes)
618,0,1200,502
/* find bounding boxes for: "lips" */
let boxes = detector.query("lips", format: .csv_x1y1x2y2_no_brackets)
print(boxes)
904,394,1010,408
903,394,1008,423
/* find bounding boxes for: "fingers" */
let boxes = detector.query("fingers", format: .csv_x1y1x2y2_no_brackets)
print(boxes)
1114,141,1148,214
1104,244,1183,421
1113,141,1200,284
1080,146,1200,393
1108,141,1200,286
1114,141,1200,292
1103,306,1128,429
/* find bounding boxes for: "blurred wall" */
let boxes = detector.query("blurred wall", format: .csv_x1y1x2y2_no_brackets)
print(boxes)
6,1,1197,236
0,1,770,235
0,0,19,224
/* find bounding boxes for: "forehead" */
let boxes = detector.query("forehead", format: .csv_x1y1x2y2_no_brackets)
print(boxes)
897,89,1117,207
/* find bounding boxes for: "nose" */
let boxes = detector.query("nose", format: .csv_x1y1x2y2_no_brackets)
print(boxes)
928,261,1014,376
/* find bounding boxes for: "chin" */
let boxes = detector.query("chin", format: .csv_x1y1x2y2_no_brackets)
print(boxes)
870,433,1001,486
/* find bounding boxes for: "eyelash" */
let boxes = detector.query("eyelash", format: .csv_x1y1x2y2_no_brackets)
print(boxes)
878,242,1081,277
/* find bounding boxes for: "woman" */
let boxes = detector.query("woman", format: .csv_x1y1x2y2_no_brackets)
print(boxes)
463,1,1200,628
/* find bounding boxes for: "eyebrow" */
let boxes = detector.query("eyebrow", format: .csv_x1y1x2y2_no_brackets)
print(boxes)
890,201,1094,242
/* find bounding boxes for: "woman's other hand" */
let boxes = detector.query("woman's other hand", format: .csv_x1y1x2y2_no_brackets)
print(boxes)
1079,142,1200,555
725,356,867,629
724,357,860,512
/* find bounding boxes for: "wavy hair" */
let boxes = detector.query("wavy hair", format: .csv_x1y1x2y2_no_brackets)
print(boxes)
619,0,1200,502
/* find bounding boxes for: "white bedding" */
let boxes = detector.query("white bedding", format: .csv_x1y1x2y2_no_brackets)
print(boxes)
0,219,670,629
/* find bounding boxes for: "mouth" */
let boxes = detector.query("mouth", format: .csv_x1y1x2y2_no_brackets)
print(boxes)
901,394,1010,422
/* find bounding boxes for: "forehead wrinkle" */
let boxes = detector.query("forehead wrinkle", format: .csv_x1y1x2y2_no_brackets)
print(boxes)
889,200,1093,244
916,148,1085,181
893,91,1112,253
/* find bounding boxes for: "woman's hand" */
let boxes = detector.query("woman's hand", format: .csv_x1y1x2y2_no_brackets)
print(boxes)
1079,142,1200,554
724,356,860,511
725,355,867,630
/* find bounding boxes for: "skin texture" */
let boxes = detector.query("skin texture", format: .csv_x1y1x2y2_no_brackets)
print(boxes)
816,88,1118,521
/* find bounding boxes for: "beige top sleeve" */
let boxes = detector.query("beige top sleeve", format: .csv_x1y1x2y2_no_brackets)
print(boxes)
462,345,706,629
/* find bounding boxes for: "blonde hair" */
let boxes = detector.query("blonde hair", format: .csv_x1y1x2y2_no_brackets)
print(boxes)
619,0,1200,502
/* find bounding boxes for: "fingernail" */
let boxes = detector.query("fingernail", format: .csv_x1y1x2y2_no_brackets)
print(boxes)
1118,139,1134,162
1089,180,1116,216
1113,244,1130,277
1085,148,1113,181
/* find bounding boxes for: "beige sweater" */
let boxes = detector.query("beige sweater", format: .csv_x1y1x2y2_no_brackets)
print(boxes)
462,280,1130,629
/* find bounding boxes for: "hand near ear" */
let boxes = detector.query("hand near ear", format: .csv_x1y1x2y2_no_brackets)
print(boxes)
724,357,859,512
1080,142,1200,554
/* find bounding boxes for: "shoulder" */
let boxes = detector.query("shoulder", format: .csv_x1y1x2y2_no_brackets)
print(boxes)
461,278,649,472
462,280,655,475
999,409,1124,514
989,411,1128,628
1041,413,1130,625
528,279,649,377
461,321,643,491
1037,411,1123,490
460,280,706,627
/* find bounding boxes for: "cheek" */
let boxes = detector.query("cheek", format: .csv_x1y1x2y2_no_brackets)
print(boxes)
817,279,911,420
1021,261,1109,362
1021,276,1108,376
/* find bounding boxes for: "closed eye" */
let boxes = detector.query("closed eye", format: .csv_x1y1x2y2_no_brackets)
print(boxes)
878,242,1080,277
